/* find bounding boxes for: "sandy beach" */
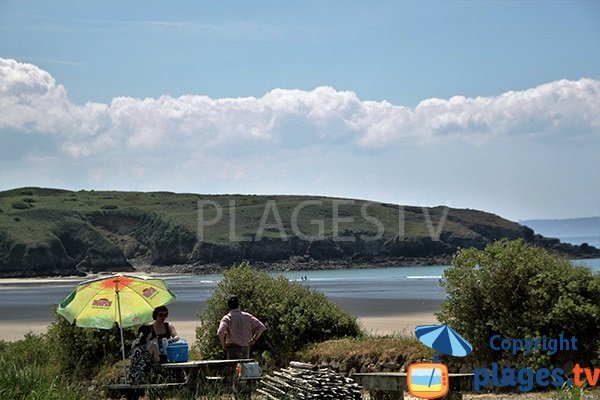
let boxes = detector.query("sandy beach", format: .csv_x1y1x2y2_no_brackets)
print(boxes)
0,286,441,342
0,315,439,343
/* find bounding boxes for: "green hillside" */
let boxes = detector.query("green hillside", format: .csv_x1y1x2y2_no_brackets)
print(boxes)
0,187,597,277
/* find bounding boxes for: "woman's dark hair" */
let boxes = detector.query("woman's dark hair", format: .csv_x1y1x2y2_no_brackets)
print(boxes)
152,305,169,320
137,324,153,345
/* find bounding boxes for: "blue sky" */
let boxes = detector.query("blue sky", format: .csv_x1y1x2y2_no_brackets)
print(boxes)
0,1,599,221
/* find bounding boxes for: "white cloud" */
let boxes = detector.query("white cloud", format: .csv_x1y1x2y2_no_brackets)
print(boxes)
1,57,599,160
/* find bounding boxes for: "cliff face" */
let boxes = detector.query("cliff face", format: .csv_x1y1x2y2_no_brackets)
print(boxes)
0,188,598,278
0,219,133,278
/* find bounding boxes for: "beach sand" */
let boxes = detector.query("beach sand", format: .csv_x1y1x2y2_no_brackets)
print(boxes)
0,315,439,343
0,295,441,342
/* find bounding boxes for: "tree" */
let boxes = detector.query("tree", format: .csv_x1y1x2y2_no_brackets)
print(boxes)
437,239,600,369
195,263,362,367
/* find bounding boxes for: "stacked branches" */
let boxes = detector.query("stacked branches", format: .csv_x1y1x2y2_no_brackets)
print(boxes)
257,361,362,400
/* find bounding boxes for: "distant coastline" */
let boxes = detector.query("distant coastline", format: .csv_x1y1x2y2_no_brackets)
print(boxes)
520,217,600,248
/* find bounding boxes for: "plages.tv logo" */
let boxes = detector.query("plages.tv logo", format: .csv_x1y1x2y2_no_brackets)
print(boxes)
474,334,600,392
408,324,473,399
408,362,449,399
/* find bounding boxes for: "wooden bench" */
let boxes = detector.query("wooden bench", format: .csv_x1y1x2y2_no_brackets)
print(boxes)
104,359,262,399
104,382,186,400
351,372,474,400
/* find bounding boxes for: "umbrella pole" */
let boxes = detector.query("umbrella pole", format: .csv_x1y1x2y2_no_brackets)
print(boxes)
116,286,127,381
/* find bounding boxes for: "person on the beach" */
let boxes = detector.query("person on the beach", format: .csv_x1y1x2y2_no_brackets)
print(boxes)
217,295,266,359
128,324,160,384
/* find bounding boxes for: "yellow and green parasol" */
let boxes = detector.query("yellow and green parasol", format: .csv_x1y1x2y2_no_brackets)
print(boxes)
57,273,176,377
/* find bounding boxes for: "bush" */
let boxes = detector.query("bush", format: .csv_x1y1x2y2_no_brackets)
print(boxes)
437,239,600,369
195,263,362,367
11,201,30,210
0,333,53,368
47,308,136,380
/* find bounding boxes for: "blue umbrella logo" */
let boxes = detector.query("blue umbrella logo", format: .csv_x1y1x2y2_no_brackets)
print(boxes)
415,324,473,357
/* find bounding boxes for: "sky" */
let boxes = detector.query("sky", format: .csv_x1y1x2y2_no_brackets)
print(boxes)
0,0,599,222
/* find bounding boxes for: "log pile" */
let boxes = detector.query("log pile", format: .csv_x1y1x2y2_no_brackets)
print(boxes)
257,361,362,400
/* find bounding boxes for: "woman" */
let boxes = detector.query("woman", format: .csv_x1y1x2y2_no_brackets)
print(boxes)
150,305,179,341
128,324,160,385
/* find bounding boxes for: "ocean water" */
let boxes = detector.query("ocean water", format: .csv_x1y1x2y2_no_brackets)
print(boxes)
165,259,600,303
558,235,600,249
165,264,452,303
0,259,598,324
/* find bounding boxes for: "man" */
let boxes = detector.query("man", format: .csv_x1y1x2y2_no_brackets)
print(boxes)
217,295,266,359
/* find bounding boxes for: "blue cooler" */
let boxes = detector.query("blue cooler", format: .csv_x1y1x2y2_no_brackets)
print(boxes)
166,339,189,363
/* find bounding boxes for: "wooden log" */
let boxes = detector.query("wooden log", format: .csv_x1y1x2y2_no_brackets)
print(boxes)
289,361,317,370
256,388,281,400
258,363,362,400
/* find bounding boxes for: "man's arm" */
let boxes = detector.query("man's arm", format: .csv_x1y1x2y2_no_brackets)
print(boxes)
249,315,266,345
216,316,229,349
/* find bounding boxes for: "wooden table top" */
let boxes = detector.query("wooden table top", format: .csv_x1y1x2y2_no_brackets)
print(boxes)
159,359,254,369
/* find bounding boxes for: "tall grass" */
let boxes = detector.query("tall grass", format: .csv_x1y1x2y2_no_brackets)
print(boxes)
0,333,95,400
0,360,86,400
551,382,600,400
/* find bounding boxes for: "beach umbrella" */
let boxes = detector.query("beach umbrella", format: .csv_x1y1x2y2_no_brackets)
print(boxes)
57,273,176,377
415,324,473,357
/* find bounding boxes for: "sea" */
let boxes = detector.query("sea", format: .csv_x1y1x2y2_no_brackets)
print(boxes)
0,259,598,330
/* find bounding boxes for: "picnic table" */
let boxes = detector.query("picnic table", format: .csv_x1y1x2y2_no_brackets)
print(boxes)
104,358,260,400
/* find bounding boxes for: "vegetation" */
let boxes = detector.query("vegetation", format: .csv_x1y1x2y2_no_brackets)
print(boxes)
0,333,96,400
10,201,31,210
437,239,600,369
1,186,563,278
195,263,362,367
0,187,443,243
47,307,136,381
299,335,433,372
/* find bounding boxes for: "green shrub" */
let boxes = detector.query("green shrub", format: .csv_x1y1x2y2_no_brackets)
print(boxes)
437,239,600,369
47,308,136,380
196,263,362,367
11,201,30,210
0,333,53,368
